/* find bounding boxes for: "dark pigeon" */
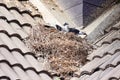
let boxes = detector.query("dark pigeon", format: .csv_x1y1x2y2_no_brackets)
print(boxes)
55,24,62,31
69,28,80,35
63,23,69,26
63,22,87,35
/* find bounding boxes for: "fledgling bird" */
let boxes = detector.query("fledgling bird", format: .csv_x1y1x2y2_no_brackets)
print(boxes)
62,23,69,32
69,28,79,35
44,23,87,36
63,23,87,36
55,24,62,31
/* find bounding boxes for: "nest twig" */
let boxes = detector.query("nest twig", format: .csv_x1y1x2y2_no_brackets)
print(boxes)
24,24,91,78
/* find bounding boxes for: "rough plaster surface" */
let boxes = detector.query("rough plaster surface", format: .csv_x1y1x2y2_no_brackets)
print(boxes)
84,4,120,42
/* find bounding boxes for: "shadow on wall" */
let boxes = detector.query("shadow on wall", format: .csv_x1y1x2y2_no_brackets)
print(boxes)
83,0,117,27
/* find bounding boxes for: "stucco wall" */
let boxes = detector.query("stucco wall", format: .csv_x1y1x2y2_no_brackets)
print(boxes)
54,0,83,28
54,0,115,28
83,0,115,26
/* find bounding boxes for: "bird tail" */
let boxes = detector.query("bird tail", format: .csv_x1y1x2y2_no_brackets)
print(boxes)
79,31,87,35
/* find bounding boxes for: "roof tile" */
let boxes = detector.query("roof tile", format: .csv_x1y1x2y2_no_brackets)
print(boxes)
0,0,53,80
0,19,16,35
12,66,32,80
10,10,28,24
0,68,6,77
111,54,120,66
0,6,15,20
40,73,53,80
0,33,17,49
99,67,114,79
12,51,32,69
100,65,120,80
79,75,90,80
26,70,42,80
22,13,37,26
99,51,120,69
25,55,44,71
88,40,120,60
0,60,20,80
105,20,120,33
10,23,29,38
87,44,109,60
11,37,30,52
78,8,120,79
81,55,111,74
96,30,120,46
86,71,102,80
0,47,18,65
0,20,28,39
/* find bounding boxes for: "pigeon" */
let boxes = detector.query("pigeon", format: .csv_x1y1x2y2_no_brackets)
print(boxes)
45,22,87,36
62,23,69,32
55,24,62,31
69,28,79,35
63,23,87,35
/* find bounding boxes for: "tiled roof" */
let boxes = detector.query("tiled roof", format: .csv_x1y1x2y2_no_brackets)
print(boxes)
77,19,120,80
0,0,54,80
1,0,120,80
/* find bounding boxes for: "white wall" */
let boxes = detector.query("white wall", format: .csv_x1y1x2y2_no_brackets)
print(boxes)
54,0,83,28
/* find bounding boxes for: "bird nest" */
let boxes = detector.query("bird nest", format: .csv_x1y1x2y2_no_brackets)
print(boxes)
24,24,91,78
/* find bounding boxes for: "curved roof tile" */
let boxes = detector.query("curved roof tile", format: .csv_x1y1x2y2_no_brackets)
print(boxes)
0,0,53,80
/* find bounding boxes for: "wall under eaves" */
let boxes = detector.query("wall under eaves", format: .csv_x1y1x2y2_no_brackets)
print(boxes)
83,0,115,26
54,0,115,28
55,0,83,28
